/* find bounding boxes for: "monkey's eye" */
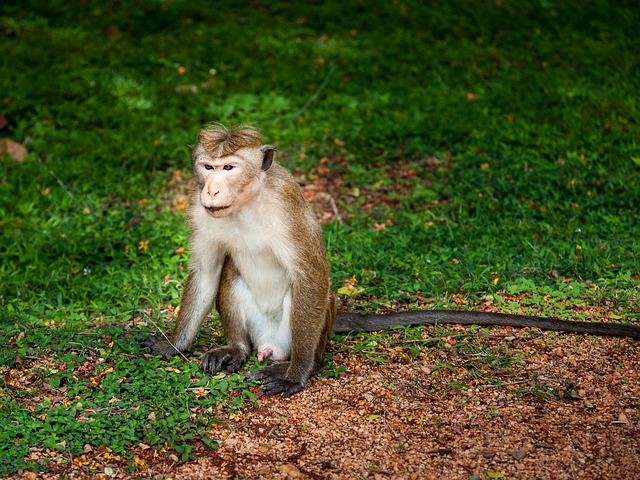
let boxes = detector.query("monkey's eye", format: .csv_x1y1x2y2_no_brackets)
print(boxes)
204,164,214,170
222,165,234,171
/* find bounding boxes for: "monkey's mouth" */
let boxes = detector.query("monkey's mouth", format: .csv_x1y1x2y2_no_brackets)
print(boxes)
206,205,230,213
205,205,231,215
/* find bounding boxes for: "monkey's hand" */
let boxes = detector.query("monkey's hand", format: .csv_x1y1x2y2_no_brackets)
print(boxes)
201,346,247,374
247,363,304,397
141,334,182,356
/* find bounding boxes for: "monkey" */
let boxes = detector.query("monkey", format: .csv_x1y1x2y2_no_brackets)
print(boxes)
142,124,335,397
142,124,640,397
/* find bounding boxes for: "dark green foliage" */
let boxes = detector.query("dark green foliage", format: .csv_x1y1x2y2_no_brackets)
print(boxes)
1,0,638,475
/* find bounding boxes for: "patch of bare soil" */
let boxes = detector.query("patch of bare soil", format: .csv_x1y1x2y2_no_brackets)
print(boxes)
294,153,451,225
21,331,639,479
145,332,639,480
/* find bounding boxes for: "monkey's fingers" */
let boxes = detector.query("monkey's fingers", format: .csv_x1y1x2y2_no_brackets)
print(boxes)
246,362,288,382
264,379,304,397
201,346,246,374
141,334,181,357
247,363,304,397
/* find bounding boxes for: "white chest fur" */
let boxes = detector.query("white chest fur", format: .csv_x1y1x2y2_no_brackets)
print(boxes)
193,205,294,359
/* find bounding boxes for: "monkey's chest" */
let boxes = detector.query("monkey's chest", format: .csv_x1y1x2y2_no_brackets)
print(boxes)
230,247,291,314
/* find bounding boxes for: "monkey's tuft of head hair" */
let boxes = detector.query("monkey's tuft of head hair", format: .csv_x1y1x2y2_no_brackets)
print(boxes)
198,124,263,158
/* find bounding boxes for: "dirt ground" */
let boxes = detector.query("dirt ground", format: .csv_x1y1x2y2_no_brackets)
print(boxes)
14,328,640,480
127,162,628,479
156,331,640,480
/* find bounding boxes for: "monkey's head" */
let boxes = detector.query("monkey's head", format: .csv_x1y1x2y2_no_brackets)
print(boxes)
192,125,276,218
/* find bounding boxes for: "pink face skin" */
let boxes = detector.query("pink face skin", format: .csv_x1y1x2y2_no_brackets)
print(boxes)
193,147,263,219
199,161,241,218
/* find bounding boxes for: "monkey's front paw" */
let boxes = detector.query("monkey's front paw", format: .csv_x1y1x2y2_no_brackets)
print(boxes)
141,334,181,356
200,346,247,374
247,363,304,397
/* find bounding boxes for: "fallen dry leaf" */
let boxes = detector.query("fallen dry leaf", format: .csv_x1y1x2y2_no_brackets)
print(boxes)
0,138,28,161
173,197,189,210
278,464,303,477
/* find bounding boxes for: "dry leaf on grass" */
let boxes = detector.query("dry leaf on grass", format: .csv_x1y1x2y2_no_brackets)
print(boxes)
0,138,28,161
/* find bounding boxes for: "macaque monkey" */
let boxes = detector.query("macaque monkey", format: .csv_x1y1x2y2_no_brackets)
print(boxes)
143,124,335,396
143,125,640,397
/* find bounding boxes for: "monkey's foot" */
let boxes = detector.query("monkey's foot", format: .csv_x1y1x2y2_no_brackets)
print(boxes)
201,346,247,374
141,334,182,356
247,363,304,397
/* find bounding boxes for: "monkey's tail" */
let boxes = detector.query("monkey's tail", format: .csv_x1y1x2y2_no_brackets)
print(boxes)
332,310,640,339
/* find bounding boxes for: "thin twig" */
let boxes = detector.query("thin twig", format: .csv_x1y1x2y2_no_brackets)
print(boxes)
274,64,337,123
329,195,341,224
35,156,101,228
400,379,437,400
393,332,494,345
534,443,555,450
484,378,532,388
425,448,453,455
141,311,192,362
36,156,77,203
185,386,211,392
567,434,578,480
381,409,398,440
293,64,337,116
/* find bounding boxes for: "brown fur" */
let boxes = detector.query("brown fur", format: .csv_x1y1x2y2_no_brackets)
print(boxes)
197,124,263,159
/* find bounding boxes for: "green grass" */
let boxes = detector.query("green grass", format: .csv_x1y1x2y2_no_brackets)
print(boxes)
1,0,639,475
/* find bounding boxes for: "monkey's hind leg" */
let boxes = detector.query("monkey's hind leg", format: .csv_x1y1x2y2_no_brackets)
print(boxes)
247,292,336,397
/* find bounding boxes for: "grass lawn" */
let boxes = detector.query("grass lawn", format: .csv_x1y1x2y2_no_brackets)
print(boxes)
1,0,639,475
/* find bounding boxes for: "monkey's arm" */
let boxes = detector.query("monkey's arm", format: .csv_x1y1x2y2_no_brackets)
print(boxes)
200,257,253,374
142,258,224,356
332,310,640,339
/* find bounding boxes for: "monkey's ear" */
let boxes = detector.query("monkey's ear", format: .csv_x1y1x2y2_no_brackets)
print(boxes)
260,145,277,171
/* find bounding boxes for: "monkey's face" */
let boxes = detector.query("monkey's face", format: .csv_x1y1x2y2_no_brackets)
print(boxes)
193,147,263,218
